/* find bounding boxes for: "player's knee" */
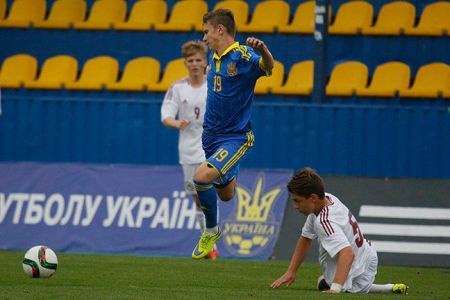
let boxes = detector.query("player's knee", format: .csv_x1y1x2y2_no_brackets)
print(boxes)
216,187,235,202
194,164,218,183
219,193,234,202
215,179,236,201
193,171,211,183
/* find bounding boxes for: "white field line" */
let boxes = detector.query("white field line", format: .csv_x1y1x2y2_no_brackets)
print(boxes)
360,223,450,237
371,240,450,255
359,205,450,220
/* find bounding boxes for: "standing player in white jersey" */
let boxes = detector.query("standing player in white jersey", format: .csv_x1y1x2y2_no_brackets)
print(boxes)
271,167,408,294
161,40,218,259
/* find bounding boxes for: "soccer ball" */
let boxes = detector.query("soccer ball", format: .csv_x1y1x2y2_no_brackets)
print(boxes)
22,245,58,278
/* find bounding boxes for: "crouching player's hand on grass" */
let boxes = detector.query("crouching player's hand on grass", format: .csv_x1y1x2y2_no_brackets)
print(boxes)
270,271,296,288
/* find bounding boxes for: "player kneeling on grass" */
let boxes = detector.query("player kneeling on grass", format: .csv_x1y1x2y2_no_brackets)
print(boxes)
270,167,408,294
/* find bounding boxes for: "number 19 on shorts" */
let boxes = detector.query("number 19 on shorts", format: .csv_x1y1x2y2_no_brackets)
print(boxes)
212,148,228,162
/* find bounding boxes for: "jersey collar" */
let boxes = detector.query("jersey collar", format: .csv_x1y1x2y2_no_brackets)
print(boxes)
213,42,239,60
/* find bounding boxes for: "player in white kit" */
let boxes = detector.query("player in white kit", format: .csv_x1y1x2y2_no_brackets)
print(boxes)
161,40,219,259
271,167,408,294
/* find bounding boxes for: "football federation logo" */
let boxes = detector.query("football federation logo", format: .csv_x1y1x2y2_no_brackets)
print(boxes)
227,63,238,76
222,173,282,257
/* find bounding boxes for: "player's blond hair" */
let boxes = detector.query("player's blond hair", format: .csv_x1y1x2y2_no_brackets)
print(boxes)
287,167,325,199
181,40,208,58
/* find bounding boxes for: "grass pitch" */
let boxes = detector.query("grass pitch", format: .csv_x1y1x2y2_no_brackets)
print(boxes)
1,250,449,299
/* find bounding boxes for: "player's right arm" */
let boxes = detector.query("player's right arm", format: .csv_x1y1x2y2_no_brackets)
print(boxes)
161,84,190,130
162,117,190,130
323,246,354,293
270,235,312,289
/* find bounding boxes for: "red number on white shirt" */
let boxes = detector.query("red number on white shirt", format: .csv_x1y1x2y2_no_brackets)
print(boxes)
194,106,200,119
348,211,364,248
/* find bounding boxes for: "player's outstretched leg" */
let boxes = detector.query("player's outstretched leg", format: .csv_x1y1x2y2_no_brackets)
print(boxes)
192,180,222,259
392,283,409,294
370,283,409,294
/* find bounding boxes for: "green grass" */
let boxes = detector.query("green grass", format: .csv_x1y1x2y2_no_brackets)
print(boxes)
1,250,449,299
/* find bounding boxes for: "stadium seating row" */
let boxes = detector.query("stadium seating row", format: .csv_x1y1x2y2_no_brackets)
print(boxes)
258,60,449,98
1,54,449,98
0,0,448,36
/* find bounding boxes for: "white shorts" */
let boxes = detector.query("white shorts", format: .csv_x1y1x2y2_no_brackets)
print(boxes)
181,163,201,195
347,245,378,293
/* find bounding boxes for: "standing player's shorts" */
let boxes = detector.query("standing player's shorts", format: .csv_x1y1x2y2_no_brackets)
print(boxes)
181,163,201,195
202,131,254,187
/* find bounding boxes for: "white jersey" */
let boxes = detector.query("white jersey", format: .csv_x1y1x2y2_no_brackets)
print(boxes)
301,193,376,292
161,77,206,165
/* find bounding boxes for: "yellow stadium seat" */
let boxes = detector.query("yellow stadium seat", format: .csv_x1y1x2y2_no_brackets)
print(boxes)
356,62,411,97
148,58,187,92
399,63,450,98
34,0,87,29
238,0,290,33
74,0,126,30
329,1,373,34
114,0,167,31
0,0,6,20
443,90,450,99
0,54,37,88
272,61,313,95
214,0,249,29
65,56,119,90
278,1,331,34
326,61,368,96
25,55,78,90
363,1,415,35
254,60,284,94
107,57,160,91
404,2,450,36
0,0,46,28
154,0,207,32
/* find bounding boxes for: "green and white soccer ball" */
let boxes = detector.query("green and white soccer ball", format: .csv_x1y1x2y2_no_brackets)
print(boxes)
22,245,58,278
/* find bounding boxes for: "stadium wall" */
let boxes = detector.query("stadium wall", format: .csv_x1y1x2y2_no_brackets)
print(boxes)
272,176,450,268
1,95,449,178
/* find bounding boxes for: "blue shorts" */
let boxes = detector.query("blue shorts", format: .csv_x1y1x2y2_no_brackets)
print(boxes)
202,131,254,186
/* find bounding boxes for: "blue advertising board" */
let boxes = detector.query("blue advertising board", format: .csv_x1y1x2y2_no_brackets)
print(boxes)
0,162,291,259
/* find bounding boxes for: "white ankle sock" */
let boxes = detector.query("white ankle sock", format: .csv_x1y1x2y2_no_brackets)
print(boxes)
206,226,218,234
195,209,205,233
369,284,394,293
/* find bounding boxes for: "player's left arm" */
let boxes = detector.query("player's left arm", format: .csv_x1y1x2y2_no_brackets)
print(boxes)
246,37,274,75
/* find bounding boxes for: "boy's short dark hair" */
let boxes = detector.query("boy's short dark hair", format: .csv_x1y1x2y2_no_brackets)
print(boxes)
287,167,325,199
203,8,236,37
